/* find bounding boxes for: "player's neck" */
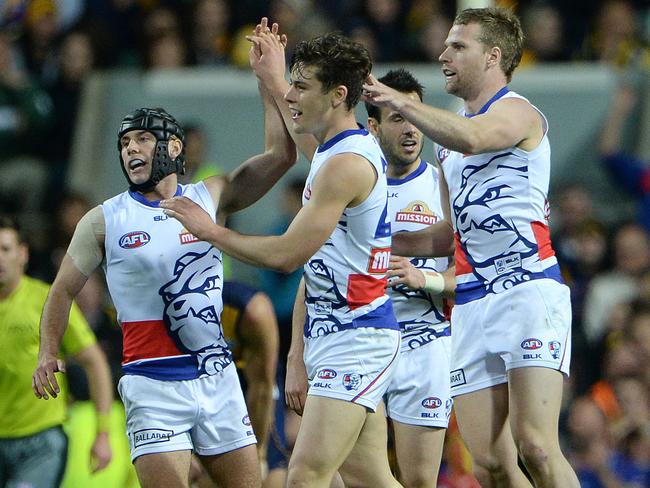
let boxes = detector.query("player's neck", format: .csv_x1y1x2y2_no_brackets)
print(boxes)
318,112,360,145
138,174,179,202
387,158,421,179
464,78,509,115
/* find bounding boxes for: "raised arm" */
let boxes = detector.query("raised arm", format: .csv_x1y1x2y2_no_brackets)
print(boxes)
207,76,297,217
33,207,105,399
240,292,279,458
162,152,375,273
363,74,542,154
247,18,320,160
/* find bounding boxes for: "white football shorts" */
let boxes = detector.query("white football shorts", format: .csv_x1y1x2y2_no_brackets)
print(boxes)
450,279,572,397
118,363,256,461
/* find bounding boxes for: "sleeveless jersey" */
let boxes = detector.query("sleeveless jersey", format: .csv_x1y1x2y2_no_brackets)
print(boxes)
102,183,231,381
387,160,451,351
437,87,563,305
302,127,398,338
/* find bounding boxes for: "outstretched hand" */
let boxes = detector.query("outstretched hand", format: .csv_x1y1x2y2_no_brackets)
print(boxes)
246,17,287,84
159,196,219,242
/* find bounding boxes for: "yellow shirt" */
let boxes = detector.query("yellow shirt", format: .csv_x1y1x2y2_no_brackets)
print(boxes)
0,276,96,437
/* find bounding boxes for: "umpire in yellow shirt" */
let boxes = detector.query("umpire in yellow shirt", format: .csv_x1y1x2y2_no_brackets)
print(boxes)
0,215,113,487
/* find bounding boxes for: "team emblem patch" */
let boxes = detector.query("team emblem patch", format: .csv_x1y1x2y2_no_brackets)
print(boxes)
342,372,362,391
548,341,561,360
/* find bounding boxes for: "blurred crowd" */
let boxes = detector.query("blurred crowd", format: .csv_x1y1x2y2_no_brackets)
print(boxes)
1,0,650,486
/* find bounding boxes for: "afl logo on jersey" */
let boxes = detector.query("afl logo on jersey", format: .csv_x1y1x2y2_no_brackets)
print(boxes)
421,397,442,409
119,231,151,249
437,147,450,162
521,338,542,350
317,369,337,380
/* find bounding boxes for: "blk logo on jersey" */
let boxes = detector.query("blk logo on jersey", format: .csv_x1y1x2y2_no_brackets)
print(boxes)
119,231,151,249
367,247,391,273
179,229,199,245
395,200,438,225
317,369,337,380
342,373,362,391
549,341,561,359
421,397,442,409
521,338,542,350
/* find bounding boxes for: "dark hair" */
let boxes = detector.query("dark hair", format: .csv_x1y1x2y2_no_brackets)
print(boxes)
0,214,24,243
454,7,524,82
365,68,424,122
290,33,372,110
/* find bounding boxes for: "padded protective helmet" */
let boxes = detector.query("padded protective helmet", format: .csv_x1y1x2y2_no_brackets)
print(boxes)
117,107,185,192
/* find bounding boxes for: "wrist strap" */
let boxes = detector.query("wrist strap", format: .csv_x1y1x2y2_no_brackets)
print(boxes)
422,272,445,294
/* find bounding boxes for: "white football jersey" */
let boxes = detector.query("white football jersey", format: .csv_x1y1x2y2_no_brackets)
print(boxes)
302,127,399,338
437,88,562,305
387,160,450,351
103,183,231,380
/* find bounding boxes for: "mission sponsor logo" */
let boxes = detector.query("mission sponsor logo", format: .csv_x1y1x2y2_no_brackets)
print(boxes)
395,201,438,225
133,428,172,447
179,229,199,245
119,231,150,249
367,247,391,273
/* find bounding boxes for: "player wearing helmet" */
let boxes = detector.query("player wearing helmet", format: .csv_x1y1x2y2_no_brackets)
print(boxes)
32,44,297,488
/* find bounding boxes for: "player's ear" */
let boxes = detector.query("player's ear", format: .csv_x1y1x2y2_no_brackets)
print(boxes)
168,136,183,159
486,46,501,69
367,117,379,136
331,84,348,109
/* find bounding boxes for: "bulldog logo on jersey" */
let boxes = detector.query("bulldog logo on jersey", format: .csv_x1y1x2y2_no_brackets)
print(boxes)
159,247,231,375
395,200,438,225
549,341,561,359
342,372,362,391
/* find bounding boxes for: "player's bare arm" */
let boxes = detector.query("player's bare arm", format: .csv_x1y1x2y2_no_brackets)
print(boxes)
33,207,105,400
363,74,542,154
285,278,307,415
201,28,297,219
247,18,320,160
73,343,114,472
162,152,376,273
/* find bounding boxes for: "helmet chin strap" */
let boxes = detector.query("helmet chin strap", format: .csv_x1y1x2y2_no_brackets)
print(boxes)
122,140,183,192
